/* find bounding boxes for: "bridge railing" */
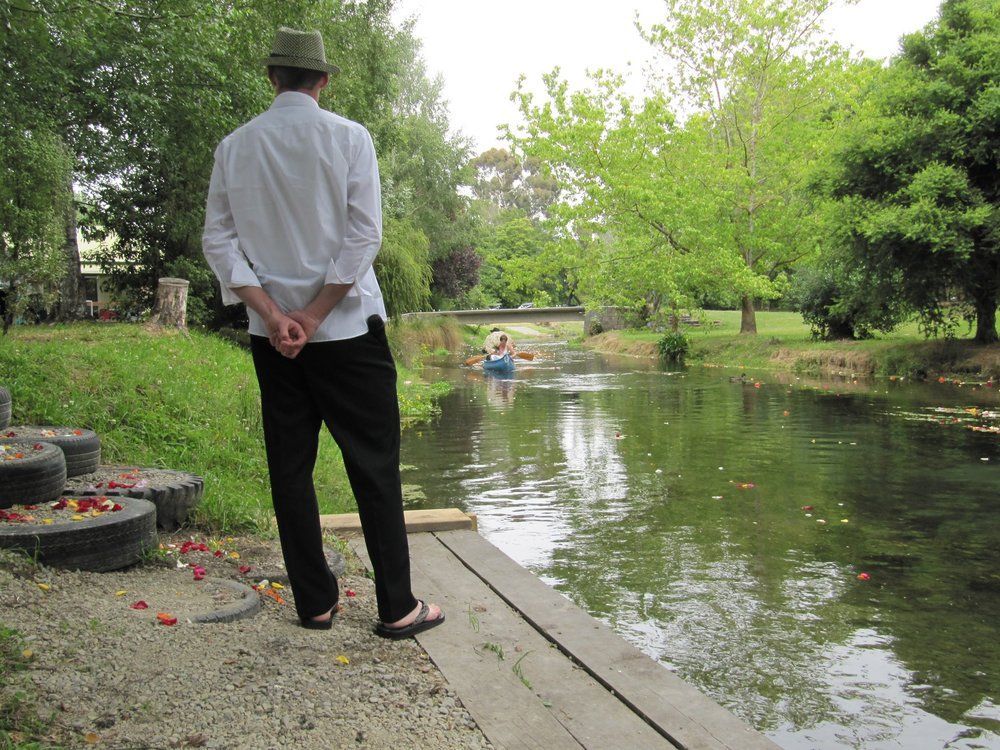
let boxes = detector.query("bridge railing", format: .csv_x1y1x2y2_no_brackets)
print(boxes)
401,306,586,325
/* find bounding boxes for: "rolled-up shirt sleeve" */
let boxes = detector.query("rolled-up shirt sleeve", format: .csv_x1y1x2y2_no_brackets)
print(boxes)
324,128,382,295
202,146,261,306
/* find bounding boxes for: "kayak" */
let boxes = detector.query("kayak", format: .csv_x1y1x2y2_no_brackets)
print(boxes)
482,353,515,373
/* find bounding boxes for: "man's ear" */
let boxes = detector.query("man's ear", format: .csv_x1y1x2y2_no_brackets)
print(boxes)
318,73,330,92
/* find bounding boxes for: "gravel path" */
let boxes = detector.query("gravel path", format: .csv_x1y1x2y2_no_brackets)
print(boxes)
0,534,493,750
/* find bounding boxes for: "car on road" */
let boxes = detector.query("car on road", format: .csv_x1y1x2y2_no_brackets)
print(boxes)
518,302,534,309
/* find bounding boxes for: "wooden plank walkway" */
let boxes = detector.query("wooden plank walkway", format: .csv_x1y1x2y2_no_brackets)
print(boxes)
350,529,780,750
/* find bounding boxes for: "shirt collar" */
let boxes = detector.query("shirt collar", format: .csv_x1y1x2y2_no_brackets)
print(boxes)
270,91,320,110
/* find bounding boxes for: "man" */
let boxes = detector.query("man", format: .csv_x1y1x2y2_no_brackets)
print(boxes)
202,26,443,638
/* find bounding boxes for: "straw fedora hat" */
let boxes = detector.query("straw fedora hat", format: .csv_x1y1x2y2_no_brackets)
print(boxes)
261,26,340,75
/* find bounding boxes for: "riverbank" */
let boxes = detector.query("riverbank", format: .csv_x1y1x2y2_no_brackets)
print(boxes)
583,311,1000,381
0,322,453,533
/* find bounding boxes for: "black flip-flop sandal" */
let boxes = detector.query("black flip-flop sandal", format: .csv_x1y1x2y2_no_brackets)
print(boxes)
300,603,342,630
375,601,445,640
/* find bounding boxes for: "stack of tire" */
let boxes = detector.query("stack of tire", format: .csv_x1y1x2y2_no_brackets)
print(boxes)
0,385,202,571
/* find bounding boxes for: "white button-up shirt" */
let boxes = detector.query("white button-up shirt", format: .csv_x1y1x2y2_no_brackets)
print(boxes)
202,91,386,341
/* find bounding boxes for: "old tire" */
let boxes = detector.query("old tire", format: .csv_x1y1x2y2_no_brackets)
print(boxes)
0,442,67,509
0,497,156,572
0,427,100,477
0,387,10,429
63,466,204,531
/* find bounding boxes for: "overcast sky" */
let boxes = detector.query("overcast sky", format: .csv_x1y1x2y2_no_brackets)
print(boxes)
391,0,943,153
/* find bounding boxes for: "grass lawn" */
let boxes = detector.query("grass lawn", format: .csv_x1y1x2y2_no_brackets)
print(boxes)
586,310,1000,379
0,322,451,533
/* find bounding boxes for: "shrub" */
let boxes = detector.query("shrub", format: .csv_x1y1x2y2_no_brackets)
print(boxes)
792,263,906,341
657,331,689,363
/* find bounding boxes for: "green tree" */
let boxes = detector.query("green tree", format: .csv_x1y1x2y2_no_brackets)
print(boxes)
509,0,854,328
469,147,558,218
374,217,432,317
2,0,466,326
510,72,767,319
0,126,72,332
639,0,855,333
824,0,1000,343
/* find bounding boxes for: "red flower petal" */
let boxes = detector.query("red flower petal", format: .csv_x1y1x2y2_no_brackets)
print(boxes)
130,600,149,610
238,565,252,575
156,612,178,626
214,550,223,558
345,589,356,597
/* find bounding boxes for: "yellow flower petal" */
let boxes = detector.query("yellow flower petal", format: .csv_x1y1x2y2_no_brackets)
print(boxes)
336,654,350,665
42,518,54,525
72,514,85,521
229,552,240,559
21,649,33,659
270,582,284,590
115,590,127,597
37,583,50,591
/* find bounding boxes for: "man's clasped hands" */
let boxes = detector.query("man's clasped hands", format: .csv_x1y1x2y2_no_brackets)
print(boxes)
264,308,321,359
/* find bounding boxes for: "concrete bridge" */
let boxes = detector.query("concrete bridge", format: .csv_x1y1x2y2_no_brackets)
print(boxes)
401,305,587,326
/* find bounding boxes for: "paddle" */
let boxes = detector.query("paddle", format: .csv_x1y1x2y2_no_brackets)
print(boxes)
465,351,535,366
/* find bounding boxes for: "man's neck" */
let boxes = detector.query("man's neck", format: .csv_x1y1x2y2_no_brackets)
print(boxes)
277,88,321,102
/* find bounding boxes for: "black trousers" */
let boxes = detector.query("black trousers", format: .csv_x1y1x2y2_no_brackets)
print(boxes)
249,315,418,623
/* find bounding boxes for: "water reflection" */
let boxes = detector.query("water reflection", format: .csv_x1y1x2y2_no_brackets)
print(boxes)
403,345,1000,749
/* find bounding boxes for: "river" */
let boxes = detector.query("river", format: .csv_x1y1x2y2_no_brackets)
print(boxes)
399,341,1000,749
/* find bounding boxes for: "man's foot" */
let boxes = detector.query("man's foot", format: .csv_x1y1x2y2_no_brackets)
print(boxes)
299,603,341,630
375,600,445,640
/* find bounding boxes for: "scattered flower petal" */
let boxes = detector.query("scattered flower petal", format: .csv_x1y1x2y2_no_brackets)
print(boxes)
130,600,149,610
857,572,871,581
336,654,350,665
262,588,286,605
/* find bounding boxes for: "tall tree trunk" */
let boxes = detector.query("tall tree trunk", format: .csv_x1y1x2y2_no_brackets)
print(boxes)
740,294,757,334
973,293,998,344
0,234,9,334
55,179,82,320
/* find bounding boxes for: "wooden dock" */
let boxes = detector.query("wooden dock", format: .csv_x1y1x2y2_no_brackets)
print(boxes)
346,513,780,750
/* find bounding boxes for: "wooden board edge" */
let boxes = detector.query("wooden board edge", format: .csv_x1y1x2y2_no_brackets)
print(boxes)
319,508,476,534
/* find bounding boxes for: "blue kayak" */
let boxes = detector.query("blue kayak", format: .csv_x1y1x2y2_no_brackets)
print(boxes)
482,353,515,373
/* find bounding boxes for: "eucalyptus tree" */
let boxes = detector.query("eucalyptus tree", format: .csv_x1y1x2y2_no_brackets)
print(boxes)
823,0,1000,343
